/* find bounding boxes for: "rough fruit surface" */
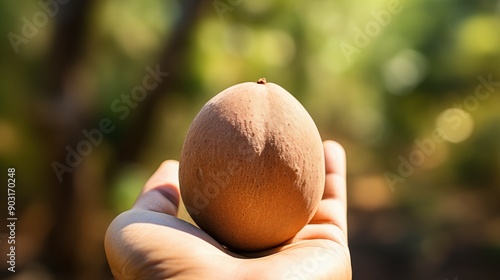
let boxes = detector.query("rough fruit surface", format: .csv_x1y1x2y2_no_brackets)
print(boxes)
179,79,325,251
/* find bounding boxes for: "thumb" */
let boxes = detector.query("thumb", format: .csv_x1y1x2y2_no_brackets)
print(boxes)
133,160,180,216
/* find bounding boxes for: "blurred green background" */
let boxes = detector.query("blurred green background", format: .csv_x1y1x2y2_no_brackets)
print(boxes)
1,0,499,279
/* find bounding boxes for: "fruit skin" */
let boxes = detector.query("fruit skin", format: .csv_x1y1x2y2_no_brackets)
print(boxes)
179,79,325,251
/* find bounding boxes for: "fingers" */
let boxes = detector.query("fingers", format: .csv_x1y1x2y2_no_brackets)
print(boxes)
133,160,180,216
309,141,348,243
323,140,346,202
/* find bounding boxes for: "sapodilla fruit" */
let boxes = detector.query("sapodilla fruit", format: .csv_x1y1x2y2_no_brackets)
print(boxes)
179,78,325,251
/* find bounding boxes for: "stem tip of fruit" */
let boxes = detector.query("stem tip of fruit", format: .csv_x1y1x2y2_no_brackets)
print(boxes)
257,78,267,84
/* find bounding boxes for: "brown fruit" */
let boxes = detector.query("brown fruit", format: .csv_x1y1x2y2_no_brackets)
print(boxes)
179,78,325,251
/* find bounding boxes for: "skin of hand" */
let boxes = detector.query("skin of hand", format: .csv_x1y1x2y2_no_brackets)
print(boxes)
105,140,352,280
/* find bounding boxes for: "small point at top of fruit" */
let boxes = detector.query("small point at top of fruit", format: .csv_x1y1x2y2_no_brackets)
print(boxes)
257,78,267,84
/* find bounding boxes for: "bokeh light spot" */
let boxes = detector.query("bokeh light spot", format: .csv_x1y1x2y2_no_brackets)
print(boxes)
383,49,427,95
436,108,474,143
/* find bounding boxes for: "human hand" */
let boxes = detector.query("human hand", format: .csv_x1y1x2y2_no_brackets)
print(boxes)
105,140,351,280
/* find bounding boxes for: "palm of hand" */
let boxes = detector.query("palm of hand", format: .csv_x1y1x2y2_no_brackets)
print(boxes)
105,141,351,280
